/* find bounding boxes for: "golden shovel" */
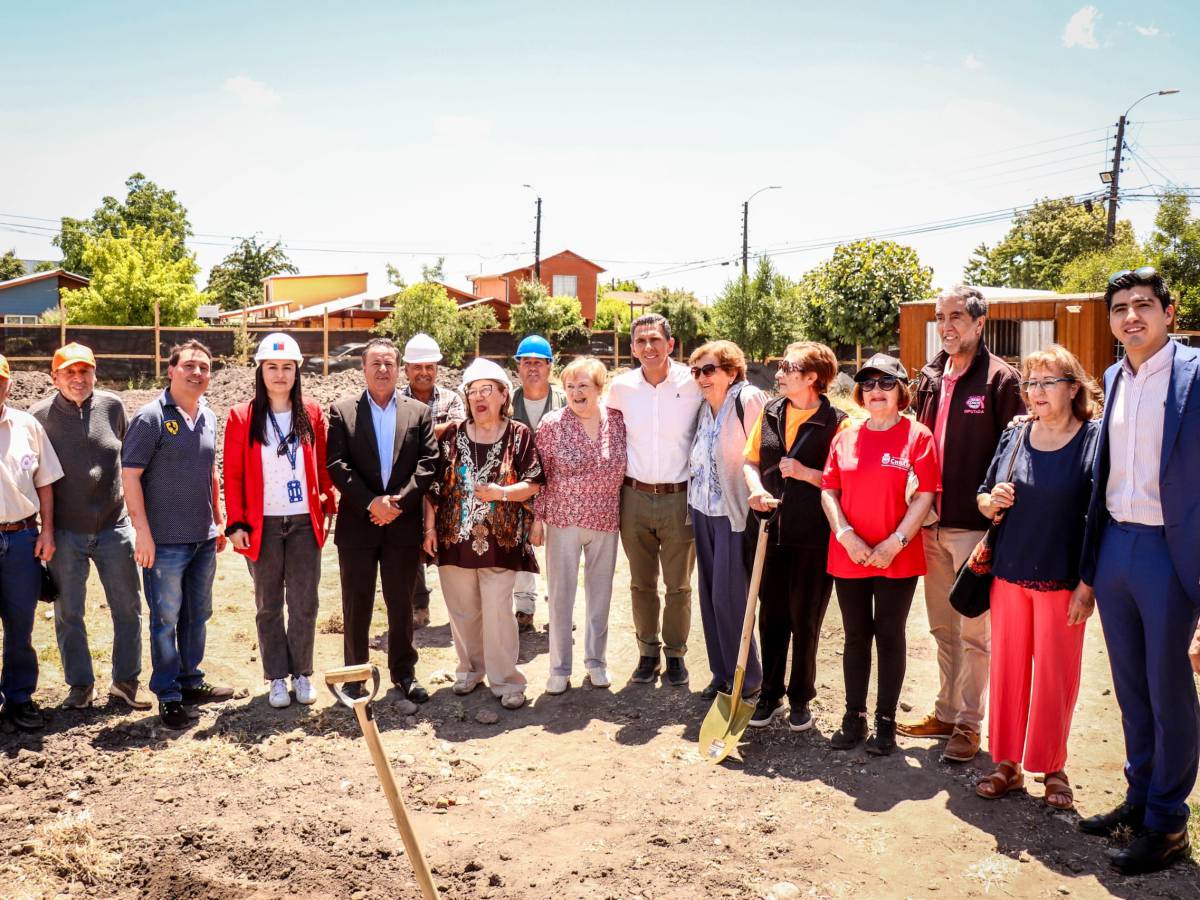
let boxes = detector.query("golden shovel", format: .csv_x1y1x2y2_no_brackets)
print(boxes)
326,664,437,900
699,503,776,764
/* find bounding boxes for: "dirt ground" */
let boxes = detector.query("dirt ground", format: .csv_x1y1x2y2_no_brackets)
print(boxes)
3,369,1199,899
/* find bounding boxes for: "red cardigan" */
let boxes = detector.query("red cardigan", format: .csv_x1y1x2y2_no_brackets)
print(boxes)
223,399,338,562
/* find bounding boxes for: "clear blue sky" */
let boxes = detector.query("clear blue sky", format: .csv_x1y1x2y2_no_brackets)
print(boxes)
3,1,1199,298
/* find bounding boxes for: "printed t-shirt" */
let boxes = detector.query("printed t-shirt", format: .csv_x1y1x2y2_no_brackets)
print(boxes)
821,417,940,579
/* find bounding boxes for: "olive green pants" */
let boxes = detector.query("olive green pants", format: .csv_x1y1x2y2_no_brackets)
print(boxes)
619,486,695,659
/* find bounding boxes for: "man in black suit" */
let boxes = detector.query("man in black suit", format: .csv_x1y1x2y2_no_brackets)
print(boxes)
327,337,438,702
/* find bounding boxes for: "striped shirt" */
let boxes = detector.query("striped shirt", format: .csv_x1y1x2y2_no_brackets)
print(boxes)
1105,340,1175,526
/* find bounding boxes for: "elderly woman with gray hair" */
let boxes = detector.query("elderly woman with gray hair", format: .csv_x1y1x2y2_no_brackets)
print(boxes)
687,340,768,701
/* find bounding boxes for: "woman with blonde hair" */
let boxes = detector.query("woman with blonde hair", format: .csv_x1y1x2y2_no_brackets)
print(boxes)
687,340,768,700
974,344,1101,810
532,356,627,693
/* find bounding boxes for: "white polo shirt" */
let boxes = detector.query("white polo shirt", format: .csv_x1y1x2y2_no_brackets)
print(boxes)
0,404,64,522
606,362,703,484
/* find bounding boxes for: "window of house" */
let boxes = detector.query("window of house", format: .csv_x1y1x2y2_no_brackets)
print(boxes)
1019,320,1055,358
551,275,578,298
3,315,39,325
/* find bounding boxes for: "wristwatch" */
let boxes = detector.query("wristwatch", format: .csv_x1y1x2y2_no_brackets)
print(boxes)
893,531,908,548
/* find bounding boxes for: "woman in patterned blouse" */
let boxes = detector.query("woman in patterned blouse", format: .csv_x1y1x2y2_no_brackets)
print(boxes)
422,358,544,710
532,357,627,695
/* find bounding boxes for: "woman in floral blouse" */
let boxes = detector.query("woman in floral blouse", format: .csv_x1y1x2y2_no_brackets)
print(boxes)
423,358,543,710
532,357,627,695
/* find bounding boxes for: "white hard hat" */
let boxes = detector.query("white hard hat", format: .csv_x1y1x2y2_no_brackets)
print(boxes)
254,333,303,365
461,358,513,395
403,332,443,364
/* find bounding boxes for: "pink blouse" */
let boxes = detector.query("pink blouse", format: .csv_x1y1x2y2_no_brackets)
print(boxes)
533,405,626,532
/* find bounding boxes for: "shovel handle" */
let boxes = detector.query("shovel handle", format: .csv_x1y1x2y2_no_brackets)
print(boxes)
325,664,381,708
730,515,772,700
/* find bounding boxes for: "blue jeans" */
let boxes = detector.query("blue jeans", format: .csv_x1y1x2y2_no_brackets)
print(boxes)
692,508,762,693
0,527,41,707
143,540,216,702
49,520,143,687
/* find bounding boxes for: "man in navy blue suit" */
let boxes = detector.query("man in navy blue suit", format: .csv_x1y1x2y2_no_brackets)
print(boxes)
1077,267,1200,875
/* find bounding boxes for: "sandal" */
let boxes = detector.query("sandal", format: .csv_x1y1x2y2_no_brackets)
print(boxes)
1043,770,1074,810
975,761,1024,799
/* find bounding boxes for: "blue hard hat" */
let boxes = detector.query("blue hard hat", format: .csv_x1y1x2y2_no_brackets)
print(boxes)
515,334,553,360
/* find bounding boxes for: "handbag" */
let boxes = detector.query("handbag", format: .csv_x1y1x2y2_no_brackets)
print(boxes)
948,423,1029,618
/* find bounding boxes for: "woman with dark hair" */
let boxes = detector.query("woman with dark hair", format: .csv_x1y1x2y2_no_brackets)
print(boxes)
224,333,337,709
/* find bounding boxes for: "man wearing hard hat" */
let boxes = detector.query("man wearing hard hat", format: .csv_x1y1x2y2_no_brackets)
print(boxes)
31,343,150,712
401,333,466,629
511,335,565,632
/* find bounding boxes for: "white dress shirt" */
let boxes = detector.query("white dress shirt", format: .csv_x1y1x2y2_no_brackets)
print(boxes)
606,362,703,484
1105,339,1174,526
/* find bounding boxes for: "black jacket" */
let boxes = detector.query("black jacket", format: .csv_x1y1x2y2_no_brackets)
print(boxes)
754,394,847,550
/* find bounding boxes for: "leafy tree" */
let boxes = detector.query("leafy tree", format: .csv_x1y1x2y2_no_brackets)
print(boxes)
593,295,632,332
420,257,446,282
375,281,495,366
711,258,804,362
1058,244,1149,294
54,173,193,277
648,287,709,348
963,197,1135,289
61,226,206,326
204,235,298,310
33,260,61,273
800,239,932,363
1145,190,1200,329
386,263,408,290
0,249,25,281
510,279,590,347
603,277,641,292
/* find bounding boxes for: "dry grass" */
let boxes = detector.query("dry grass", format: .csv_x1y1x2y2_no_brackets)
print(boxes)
32,810,119,886
319,612,344,634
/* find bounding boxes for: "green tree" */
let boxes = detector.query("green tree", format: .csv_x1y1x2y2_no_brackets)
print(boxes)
386,262,408,290
710,258,804,361
0,249,25,281
375,281,496,366
1145,190,1200,329
61,226,206,326
603,277,641,292
963,197,1135,289
54,173,193,277
1058,244,1149,294
800,239,932,362
593,295,632,332
647,287,709,348
420,257,446,282
204,235,298,310
510,279,590,347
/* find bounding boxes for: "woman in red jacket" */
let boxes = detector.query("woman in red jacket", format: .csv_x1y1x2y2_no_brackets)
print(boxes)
224,334,336,709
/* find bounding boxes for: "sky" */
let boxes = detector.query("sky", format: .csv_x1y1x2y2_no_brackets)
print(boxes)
3,1,1200,301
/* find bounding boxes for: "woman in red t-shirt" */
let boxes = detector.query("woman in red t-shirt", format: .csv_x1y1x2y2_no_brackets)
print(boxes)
821,354,940,756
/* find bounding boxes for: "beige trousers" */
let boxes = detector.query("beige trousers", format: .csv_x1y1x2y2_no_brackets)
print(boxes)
618,487,695,659
921,526,991,730
438,565,527,696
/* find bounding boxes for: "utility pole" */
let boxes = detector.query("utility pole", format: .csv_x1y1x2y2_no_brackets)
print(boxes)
523,184,542,278
1105,116,1126,248
741,201,749,276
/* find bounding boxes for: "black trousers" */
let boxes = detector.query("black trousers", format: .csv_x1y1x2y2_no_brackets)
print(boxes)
757,545,833,707
412,560,431,611
834,575,918,718
338,543,421,681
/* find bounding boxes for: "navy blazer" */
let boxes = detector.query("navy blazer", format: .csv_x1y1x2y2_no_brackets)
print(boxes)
1080,341,1200,606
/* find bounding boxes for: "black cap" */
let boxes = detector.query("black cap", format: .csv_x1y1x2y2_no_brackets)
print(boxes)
854,353,908,382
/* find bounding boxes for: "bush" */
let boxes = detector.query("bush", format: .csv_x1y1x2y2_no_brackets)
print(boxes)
376,281,496,366
647,287,709,347
510,279,589,345
594,295,632,332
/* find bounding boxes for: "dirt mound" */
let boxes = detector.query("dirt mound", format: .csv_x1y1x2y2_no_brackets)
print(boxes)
6,370,55,409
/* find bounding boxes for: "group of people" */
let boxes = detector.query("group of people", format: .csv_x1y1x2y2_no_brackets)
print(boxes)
1,269,1198,875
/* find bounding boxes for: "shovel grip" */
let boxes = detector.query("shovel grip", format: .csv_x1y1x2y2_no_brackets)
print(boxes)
325,664,381,708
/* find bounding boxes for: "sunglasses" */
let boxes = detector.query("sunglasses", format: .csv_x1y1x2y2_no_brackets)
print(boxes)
1108,265,1158,286
858,376,901,391
1021,377,1074,392
690,363,726,379
776,360,807,375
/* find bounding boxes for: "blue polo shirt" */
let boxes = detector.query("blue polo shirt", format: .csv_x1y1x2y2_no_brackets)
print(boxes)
121,390,218,545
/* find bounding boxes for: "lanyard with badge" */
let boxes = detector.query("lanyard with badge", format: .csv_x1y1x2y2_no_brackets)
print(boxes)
268,411,304,504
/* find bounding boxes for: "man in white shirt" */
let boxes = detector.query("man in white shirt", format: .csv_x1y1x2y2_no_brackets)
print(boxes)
606,314,703,686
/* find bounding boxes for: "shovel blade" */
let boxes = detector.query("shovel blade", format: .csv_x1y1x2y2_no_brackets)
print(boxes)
699,691,755,764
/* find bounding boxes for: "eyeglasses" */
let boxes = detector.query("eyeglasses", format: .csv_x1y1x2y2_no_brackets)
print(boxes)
465,384,496,400
690,363,725,379
858,376,901,391
1021,377,1074,392
1108,265,1158,285
776,361,807,375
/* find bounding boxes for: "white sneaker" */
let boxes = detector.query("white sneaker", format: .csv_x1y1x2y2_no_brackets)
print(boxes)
453,677,481,695
545,675,569,695
586,666,612,689
293,675,317,705
500,692,526,710
268,679,291,709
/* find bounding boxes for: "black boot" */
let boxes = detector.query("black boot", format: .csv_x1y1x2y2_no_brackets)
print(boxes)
830,710,867,749
1078,801,1144,836
865,714,897,756
630,655,662,684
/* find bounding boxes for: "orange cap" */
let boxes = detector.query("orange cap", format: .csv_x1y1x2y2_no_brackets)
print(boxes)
52,342,96,372
0,354,10,379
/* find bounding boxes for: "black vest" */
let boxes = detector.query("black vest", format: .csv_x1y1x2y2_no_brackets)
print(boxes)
755,395,847,549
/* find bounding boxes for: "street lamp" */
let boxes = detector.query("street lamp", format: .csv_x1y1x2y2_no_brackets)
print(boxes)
742,185,782,275
522,184,542,278
1104,89,1180,245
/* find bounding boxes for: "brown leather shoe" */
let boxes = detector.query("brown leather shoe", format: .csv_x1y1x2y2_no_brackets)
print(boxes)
896,711,955,739
942,725,982,762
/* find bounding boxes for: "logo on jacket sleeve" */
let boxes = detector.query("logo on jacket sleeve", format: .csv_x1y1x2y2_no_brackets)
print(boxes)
964,395,986,415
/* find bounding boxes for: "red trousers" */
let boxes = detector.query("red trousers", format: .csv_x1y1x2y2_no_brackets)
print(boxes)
987,577,1086,774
